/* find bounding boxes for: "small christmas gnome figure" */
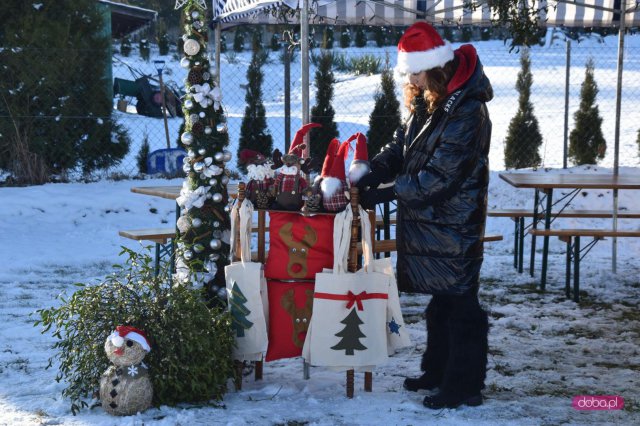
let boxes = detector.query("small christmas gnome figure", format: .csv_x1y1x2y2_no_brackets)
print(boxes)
320,140,350,212
240,149,275,209
273,122,321,210
312,137,340,193
346,132,370,186
100,326,153,416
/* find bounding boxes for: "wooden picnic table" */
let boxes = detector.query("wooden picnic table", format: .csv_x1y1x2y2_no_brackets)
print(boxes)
498,172,640,291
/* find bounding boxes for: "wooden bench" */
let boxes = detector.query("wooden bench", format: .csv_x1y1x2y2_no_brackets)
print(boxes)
488,209,640,274
357,234,503,254
529,228,640,302
119,228,175,276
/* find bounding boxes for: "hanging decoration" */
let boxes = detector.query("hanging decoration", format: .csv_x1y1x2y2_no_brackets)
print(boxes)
174,0,231,303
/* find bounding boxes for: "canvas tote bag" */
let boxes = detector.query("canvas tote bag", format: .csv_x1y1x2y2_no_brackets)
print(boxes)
354,206,411,355
225,199,269,361
303,205,390,369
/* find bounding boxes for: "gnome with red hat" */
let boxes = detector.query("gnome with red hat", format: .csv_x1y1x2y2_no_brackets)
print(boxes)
345,132,370,186
240,149,275,209
272,122,321,210
100,326,153,416
320,140,350,212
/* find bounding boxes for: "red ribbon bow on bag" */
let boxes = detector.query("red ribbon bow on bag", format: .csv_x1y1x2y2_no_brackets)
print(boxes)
315,290,388,311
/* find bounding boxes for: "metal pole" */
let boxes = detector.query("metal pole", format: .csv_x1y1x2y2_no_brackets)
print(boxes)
301,0,310,158
563,40,571,169
158,70,171,150
215,22,222,87
284,32,291,153
612,0,626,273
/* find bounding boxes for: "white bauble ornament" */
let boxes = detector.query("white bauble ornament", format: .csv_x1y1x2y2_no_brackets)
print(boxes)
183,39,200,56
222,150,232,162
214,152,224,162
184,99,194,110
193,162,204,172
224,205,231,213
212,193,223,203
209,239,222,250
177,216,191,233
208,178,217,186
204,126,212,135
216,123,227,133
183,250,194,260
181,132,193,145
221,175,229,185
213,221,221,228
182,163,191,173
199,111,206,118
198,148,206,155
192,217,202,227
180,57,190,68
189,114,199,123
191,10,200,19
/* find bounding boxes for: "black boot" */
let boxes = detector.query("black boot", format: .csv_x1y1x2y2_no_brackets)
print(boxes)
404,296,450,392
423,293,488,409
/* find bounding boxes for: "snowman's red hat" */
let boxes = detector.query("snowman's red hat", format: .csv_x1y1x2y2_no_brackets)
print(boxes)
110,325,151,352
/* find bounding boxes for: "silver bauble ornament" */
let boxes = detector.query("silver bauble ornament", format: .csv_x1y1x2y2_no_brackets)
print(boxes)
182,164,191,173
217,287,228,300
181,132,193,145
206,193,212,199
183,250,194,261
184,99,194,110
213,221,221,228
212,230,222,238
224,205,231,213
214,152,224,162
221,175,230,185
198,148,206,155
191,10,200,19
209,178,217,186
180,57,190,68
222,150,232,162
192,217,202,228
209,253,220,261
216,123,228,133
199,111,206,118
183,39,200,56
212,193,223,203
193,244,205,253
204,127,212,135
190,114,199,123
193,162,204,172
203,72,211,81
209,239,222,250
187,150,196,158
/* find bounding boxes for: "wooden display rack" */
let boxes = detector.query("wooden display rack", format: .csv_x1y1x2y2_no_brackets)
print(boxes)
232,182,376,398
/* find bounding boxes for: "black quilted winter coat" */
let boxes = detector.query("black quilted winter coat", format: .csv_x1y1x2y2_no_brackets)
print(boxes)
370,45,493,295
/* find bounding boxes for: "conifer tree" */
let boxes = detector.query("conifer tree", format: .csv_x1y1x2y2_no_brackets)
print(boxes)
636,128,640,158
367,60,401,159
340,28,351,48
322,26,334,49
569,58,606,165
139,38,150,61
310,52,339,160
236,32,273,173
504,48,543,169
174,0,232,302
0,0,129,183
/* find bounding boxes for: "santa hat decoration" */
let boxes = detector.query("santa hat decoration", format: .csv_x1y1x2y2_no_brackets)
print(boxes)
320,138,340,177
396,22,454,76
346,133,370,185
283,122,322,163
239,149,267,165
109,325,151,352
321,140,348,198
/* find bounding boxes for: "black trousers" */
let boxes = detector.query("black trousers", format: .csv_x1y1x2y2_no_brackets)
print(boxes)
421,287,489,396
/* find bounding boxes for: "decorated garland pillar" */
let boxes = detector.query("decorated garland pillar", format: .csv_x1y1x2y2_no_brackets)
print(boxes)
174,0,231,303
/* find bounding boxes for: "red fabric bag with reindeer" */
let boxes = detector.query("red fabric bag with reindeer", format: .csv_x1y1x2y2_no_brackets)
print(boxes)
265,280,315,361
264,212,334,280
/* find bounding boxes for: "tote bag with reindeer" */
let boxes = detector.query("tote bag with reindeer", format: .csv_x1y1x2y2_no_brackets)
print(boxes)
264,212,334,280
303,205,390,369
224,199,269,362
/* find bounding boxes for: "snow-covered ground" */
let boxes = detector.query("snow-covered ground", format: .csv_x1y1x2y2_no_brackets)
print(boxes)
1,34,639,425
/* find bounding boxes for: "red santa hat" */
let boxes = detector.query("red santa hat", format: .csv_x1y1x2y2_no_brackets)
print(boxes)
320,138,340,177
239,149,267,165
321,140,348,198
109,325,151,352
284,122,322,163
396,22,454,76
347,132,370,185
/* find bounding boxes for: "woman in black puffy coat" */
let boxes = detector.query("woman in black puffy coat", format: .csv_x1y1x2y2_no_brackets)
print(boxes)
358,22,493,409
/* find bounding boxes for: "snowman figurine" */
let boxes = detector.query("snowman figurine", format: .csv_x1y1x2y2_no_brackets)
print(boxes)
100,326,153,416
